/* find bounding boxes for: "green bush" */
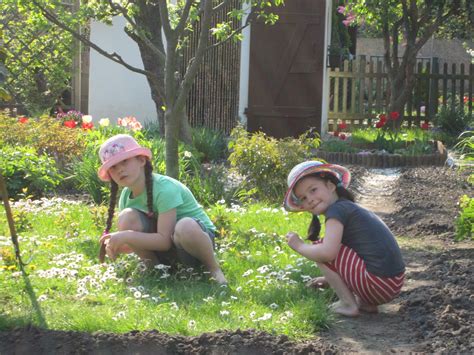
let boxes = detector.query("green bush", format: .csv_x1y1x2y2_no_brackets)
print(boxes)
455,195,474,241
191,126,228,162
433,106,473,141
0,145,62,199
228,126,320,202
0,113,84,168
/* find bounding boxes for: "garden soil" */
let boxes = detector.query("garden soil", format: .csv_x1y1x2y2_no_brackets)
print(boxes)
1,166,473,354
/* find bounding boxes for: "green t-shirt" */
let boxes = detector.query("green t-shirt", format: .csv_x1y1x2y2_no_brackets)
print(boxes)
118,173,215,232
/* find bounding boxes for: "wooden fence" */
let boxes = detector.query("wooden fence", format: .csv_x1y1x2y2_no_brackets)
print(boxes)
328,56,474,131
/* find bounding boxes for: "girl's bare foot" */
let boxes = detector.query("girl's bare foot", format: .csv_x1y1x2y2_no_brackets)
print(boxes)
359,303,379,313
306,276,329,289
330,301,360,317
355,295,379,313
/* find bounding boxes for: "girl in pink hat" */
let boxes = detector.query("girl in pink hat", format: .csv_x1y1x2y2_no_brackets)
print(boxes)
97,134,226,284
283,161,404,316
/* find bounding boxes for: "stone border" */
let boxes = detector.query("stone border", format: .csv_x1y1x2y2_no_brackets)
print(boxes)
316,141,447,168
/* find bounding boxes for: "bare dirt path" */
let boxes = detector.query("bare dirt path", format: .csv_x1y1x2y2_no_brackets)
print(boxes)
0,166,472,354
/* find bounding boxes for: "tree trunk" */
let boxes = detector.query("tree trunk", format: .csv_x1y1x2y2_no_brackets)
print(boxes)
179,108,192,144
165,110,180,178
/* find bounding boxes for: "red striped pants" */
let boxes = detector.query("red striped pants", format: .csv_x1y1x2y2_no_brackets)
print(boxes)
322,244,404,305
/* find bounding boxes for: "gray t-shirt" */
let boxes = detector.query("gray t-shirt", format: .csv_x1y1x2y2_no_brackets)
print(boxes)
325,199,405,277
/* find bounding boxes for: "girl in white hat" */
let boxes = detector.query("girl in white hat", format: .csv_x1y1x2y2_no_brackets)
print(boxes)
283,161,404,316
97,134,226,284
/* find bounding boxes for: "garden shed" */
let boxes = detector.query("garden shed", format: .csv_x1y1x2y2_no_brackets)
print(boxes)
78,0,332,138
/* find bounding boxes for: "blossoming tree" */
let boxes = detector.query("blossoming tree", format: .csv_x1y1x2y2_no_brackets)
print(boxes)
27,0,283,178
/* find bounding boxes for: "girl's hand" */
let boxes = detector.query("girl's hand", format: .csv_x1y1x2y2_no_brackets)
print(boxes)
286,232,304,252
99,232,125,261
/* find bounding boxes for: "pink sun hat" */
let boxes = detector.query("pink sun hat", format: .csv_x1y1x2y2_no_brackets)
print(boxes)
283,160,351,212
98,134,152,182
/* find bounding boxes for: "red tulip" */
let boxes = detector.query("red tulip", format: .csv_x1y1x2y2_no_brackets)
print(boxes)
81,122,94,130
379,114,387,123
421,121,429,130
390,111,400,120
333,130,340,137
18,117,29,124
64,120,77,128
338,122,347,130
375,121,385,128
339,133,347,140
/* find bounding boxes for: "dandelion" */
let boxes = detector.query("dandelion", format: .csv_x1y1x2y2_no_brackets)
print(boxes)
188,320,196,328
183,151,192,158
269,303,279,310
171,302,179,310
236,286,242,292
249,311,256,318
220,310,230,316
133,291,142,299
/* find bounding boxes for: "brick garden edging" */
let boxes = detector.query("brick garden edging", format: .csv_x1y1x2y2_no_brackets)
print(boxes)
316,141,447,168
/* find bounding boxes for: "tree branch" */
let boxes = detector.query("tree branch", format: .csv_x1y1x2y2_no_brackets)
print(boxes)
105,0,166,66
175,0,196,36
30,0,151,76
158,1,173,40
206,7,257,51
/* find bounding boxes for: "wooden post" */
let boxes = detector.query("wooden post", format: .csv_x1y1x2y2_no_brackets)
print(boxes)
71,0,82,112
0,173,23,266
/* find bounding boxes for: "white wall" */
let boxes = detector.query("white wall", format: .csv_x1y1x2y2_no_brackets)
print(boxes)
88,17,156,123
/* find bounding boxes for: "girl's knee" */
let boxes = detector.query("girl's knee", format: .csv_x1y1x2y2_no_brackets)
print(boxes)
174,217,196,238
117,208,145,231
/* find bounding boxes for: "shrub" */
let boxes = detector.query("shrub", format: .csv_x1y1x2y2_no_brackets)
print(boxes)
455,195,474,241
0,113,84,168
228,126,320,202
433,106,473,140
0,145,62,199
191,126,228,162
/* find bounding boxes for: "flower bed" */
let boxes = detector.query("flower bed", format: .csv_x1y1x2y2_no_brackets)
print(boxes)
316,141,447,168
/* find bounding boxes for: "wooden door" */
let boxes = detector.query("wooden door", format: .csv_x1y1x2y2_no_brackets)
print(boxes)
246,0,326,138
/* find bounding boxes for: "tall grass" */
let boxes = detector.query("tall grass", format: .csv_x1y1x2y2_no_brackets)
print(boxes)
0,199,333,338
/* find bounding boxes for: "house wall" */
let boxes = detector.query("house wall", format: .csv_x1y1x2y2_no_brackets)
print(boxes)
88,17,156,123
357,37,473,68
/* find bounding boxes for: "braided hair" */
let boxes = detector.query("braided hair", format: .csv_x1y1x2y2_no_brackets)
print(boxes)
304,172,355,241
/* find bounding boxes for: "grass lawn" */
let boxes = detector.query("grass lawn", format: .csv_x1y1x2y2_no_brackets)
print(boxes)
0,198,334,339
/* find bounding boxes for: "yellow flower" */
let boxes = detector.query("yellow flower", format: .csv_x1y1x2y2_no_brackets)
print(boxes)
99,118,110,127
